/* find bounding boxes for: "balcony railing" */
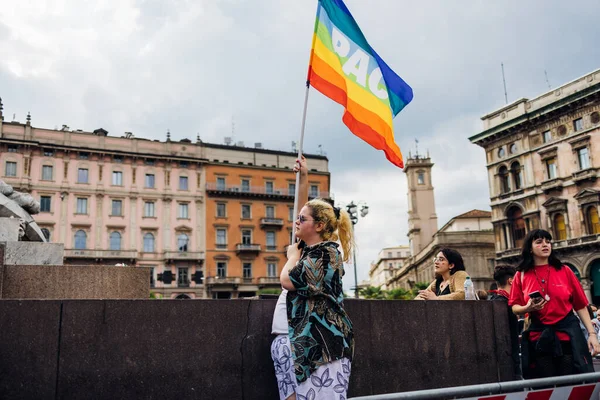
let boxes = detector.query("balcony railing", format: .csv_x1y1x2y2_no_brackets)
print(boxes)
206,183,329,199
540,178,563,193
258,277,280,285
496,248,521,259
164,251,205,261
572,168,597,183
64,249,138,259
260,218,284,228
206,277,241,285
236,243,261,254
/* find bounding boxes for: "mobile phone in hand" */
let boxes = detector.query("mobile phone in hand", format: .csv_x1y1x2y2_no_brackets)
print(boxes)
529,291,543,303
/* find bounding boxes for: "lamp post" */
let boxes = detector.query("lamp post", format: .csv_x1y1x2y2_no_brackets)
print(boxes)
345,201,369,298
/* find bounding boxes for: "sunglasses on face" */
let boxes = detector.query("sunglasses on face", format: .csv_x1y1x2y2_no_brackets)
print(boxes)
297,214,314,223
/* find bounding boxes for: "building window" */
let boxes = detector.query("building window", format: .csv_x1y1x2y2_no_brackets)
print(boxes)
178,234,189,252
41,228,51,241
216,177,226,190
178,203,189,219
5,161,17,177
241,229,252,245
145,174,155,188
7,145,17,153
545,157,557,180
144,202,155,217
113,155,123,163
510,143,518,154
266,231,276,250
109,232,122,250
43,149,54,157
74,230,87,249
265,181,274,194
241,204,251,219
241,179,250,192
178,268,189,287
498,147,505,158
417,172,425,185
78,168,89,183
42,165,53,181
267,263,277,278
553,214,567,241
79,152,89,160
577,147,590,170
145,159,155,166
507,206,526,249
288,183,296,195
309,185,319,197
498,166,510,194
216,203,226,217
40,196,51,212
216,229,227,249
573,118,584,132
111,200,122,216
542,131,551,143
179,176,188,190
243,263,252,279
112,171,123,186
150,267,155,287
288,207,294,222
266,205,275,218
143,233,155,252
585,206,600,235
510,162,523,190
217,262,227,278
76,198,88,214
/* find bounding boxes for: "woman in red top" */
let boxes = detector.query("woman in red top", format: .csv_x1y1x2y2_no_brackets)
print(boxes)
509,229,600,378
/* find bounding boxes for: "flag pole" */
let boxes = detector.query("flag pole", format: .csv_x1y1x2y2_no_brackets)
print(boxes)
291,83,310,245
291,2,321,245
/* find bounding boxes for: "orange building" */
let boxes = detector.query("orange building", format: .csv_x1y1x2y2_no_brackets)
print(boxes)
203,154,330,299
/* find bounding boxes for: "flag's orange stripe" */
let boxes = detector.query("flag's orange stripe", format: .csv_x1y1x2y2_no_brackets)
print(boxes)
343,111,404,168
309,51,347,95
309,68,347,108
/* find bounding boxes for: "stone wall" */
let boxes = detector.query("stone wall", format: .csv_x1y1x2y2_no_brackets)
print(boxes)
0,299,514,399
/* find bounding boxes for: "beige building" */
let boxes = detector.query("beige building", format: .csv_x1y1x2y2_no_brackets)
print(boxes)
0,99,329,299
469,68,600,302
388,154,496,291
368,245,410,289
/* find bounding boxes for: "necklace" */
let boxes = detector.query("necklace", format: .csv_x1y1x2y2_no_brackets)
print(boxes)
437,279,449,296
533,265,551,301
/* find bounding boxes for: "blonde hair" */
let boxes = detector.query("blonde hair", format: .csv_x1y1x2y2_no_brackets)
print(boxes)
305,198,355,262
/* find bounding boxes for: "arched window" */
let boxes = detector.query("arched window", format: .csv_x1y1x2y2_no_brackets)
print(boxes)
74,230,87,249
586,206,600,235
110,232,122,250
41,228,51,242
178,233,189,252
143,233,155,252
507,206,526,249
510,161,523,191
553,213,567,240
499,166,510,194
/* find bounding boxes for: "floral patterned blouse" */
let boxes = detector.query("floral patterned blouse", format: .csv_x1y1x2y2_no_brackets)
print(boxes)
286,241,354,383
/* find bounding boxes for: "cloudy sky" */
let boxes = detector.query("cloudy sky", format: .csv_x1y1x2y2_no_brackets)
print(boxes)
2,0,600,289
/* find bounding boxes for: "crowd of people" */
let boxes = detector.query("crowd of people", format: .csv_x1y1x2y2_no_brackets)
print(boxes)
271,157,600,400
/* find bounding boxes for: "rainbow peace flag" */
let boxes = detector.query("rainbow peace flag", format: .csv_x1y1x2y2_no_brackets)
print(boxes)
308,0,413,168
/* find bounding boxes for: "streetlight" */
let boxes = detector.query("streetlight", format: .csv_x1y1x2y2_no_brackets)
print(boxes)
345,201,368,298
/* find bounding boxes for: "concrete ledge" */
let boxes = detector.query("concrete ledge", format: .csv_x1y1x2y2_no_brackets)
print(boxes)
0,218,20,241
0,299,513,399
1,265,150,299
0,242,64,265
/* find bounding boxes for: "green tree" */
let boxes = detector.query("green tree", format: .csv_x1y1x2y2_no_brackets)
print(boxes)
359,286,386,299
410,282,431,298
385,288,413,300
258,288,282,296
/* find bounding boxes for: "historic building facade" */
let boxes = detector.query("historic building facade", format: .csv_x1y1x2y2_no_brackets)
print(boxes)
469,68,600,302
0,100,329,299
388,154,496,291
368,245,410,290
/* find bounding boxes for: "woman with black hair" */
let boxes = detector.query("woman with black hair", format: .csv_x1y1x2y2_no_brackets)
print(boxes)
415,248,469,300
509,229,600,378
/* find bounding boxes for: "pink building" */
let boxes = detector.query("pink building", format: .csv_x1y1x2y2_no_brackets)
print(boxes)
0,100,330,298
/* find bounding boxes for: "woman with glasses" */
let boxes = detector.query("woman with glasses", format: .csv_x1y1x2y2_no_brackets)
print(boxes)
509,229,599,378
271,156,354,400
415,248,468,300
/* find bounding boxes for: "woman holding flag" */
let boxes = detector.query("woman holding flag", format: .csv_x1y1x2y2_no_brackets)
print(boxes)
271,156,354,400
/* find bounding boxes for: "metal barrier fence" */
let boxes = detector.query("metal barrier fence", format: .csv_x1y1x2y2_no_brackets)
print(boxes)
349,372,600,400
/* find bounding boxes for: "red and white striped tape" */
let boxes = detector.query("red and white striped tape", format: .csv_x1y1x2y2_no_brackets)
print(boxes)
460,383,600,400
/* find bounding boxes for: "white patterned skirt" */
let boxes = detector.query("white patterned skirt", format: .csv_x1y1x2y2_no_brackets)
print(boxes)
271,334,351,400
